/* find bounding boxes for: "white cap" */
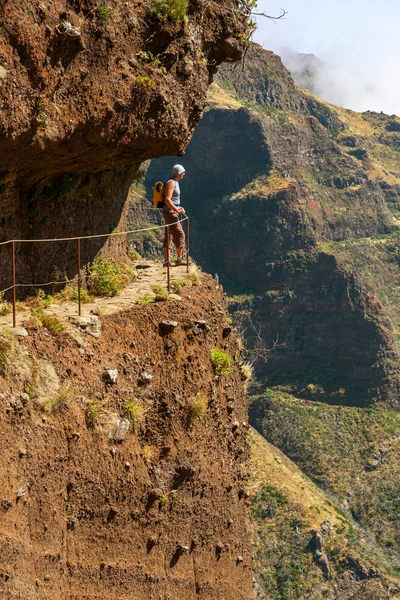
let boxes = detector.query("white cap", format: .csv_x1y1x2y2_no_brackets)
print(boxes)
172,164,185,176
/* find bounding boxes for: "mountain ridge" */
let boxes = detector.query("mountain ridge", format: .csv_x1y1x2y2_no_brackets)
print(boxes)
144,42,400,596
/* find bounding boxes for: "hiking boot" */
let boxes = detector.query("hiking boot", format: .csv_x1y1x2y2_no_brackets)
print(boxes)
174,257,184,266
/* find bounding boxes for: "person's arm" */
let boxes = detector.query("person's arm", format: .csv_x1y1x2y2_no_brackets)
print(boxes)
164,181,184,213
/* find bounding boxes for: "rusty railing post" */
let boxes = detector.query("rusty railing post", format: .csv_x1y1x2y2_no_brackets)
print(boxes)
186,216,190,273
11,241,16,328
167,224,171,293
77,238,82,317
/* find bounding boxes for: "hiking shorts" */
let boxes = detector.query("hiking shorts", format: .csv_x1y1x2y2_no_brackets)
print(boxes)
162,211,185,250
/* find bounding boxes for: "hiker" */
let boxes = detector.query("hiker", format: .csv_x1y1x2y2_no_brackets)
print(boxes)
162,164,186,266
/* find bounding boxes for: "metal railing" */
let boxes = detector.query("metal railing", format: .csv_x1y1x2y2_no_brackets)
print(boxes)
0,214,190,328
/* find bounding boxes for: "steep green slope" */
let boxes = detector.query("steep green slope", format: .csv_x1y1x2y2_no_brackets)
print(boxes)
249,428,400,599
250,391,400,557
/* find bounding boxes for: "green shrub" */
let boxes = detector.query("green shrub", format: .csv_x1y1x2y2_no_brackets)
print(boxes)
0,303,11,316
136,50,161,66
148,0,188,22
56,286,93,304
42,314,65,334
36,97,48,128
0,291,11,315
72,287,93,304
128,248,142,261
159,494,169,507
141,444,155,463
210,349,232,376
251,483,289,520
97,4,109,25
138,295,155,305
88,257,134,297
58,174,81,199
150,284,168,301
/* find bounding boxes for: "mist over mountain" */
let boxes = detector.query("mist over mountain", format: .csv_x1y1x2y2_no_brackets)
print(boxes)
281,48,400,114
274,47,399,117
253,0,400,116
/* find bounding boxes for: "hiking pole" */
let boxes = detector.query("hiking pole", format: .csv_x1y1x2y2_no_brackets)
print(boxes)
77,238,82,316
186,216,190,274
167,225,171,293
11,241,16,328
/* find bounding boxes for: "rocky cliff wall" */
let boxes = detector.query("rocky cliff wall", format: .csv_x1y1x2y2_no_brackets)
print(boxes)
0,0,248,290
0,275,253,599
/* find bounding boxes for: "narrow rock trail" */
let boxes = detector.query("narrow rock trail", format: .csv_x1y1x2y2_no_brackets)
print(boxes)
0,260,187,332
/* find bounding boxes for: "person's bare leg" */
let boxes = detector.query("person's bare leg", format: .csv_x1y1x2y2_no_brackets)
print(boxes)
177,247,183,259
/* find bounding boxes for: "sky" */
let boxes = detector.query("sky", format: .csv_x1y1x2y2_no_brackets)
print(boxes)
253,0,400,115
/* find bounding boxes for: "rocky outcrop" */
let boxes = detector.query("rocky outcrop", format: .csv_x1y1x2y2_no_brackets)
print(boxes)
308,521,331,579
0,0,249,289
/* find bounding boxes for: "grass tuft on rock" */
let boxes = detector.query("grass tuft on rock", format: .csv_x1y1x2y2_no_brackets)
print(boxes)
123,398,145,430
42,386,72,412
0,334,13,377
85,399,102,426
188,395,208,420
30,308,65,334
148,0,188,22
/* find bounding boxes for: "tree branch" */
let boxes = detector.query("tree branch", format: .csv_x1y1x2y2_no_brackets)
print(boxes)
238,2,287,20
236,318,285,365
251,8,287,20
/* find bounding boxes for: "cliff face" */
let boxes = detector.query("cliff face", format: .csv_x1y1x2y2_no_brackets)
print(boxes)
0,0,247,288
0,275,253,599
144,44,400,593
146,43,400,407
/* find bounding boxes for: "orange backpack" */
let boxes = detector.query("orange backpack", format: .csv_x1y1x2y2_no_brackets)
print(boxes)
152,181,165,208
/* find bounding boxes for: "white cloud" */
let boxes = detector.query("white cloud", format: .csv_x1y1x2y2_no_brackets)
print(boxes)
253,0,400,115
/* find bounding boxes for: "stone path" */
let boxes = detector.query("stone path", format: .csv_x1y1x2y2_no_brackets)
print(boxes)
0,260,188,332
